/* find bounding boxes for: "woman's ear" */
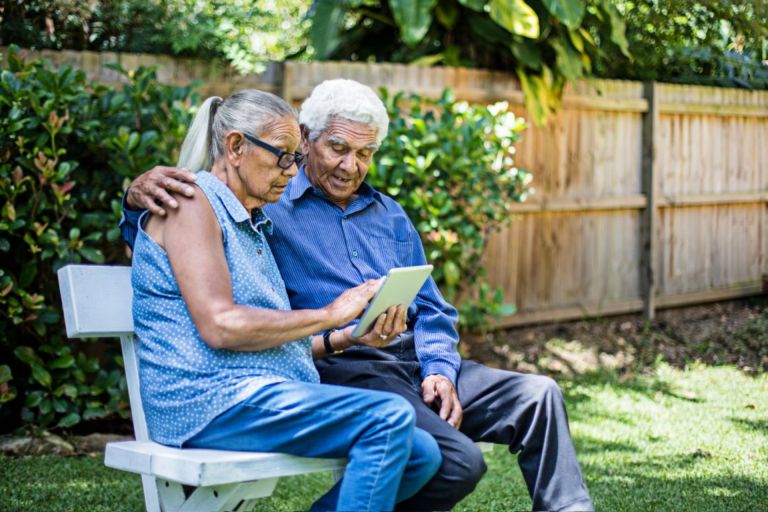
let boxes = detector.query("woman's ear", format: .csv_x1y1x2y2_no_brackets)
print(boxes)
224,131,246,166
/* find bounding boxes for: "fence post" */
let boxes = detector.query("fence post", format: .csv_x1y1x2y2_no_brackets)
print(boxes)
279,61,293,105
641,82,659,320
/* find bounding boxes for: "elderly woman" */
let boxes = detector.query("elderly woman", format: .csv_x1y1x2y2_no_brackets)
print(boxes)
130,89,440,512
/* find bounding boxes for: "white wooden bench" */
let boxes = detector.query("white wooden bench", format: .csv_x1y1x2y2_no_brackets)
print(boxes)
57,264,493,512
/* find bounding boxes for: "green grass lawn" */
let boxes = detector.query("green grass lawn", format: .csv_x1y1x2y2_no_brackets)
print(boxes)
2,363,766,512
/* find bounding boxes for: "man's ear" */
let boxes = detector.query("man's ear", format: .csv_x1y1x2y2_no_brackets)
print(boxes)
300,125,311,154
224,131,246,166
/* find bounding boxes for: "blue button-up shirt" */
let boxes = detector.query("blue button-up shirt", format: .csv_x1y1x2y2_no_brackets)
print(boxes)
120,168,461,385
263,168,461,385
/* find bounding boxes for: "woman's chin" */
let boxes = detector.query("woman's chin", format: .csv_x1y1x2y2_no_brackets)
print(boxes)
267,193,284,202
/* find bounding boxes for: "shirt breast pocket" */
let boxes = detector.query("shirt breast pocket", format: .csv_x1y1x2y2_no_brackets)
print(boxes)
368,236,413,271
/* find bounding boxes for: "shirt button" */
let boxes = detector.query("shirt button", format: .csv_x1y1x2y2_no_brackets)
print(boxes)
352,250,358,257
257,248,263,255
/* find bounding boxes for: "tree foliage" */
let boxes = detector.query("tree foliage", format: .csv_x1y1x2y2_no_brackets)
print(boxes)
5,1,765,121
308,0,630,124
308,0,768,123
0,0,310,74
592,0,768,88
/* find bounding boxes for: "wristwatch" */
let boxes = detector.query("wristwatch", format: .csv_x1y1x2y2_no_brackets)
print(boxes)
323,328,344,356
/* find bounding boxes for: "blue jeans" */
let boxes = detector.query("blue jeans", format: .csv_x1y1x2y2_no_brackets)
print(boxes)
185,380,441,512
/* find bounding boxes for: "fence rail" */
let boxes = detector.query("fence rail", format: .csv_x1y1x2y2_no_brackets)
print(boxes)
11,47,767,326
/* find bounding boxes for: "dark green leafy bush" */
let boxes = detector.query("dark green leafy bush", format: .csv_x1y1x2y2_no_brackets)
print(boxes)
369,89,531,333
0,45,196,431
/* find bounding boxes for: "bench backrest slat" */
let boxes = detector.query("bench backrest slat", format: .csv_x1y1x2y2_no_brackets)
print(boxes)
58,265,149,441
58,265,134,337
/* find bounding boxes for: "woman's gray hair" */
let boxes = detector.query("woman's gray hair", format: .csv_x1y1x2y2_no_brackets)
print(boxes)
299,79,389,146
177,89,297,172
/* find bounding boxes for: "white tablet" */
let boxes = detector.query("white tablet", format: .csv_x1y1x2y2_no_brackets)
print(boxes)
351,265,434,338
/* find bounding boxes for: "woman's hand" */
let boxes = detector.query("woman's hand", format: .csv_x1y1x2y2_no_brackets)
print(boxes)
323,278,383,327
342,305,407,348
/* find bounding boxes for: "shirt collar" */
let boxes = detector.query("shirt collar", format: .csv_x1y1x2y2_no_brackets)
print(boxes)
286,166,315,202
287,166,388,210
197,171,273,234
251,208,273,234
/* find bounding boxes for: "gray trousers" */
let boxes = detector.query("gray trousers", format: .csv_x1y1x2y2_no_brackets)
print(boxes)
315,333,593,512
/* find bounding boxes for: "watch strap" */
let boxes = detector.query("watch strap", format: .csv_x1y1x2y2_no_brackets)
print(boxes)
323,328,342,355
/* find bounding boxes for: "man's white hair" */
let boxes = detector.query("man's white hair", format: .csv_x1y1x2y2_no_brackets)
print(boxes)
299,79,389,146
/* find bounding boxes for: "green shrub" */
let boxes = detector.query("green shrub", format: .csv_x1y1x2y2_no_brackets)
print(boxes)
369,89,531,334
0,45,197,432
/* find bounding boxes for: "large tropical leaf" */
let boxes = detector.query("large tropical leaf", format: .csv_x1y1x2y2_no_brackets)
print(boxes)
389,0,439,46
310,0,345,59
458,0,486,11
489,0,539,39
511,40,543,70
517,64,563,125
550,39,583,80
601,0,631,58
541,0,585,29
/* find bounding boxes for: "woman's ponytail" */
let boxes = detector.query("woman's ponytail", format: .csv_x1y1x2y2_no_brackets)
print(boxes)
177,96,223,172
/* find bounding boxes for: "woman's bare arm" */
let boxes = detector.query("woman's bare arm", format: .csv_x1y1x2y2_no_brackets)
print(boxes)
154,191,378,351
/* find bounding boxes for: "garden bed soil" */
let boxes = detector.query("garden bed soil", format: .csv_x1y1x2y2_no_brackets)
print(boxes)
463,297,768,378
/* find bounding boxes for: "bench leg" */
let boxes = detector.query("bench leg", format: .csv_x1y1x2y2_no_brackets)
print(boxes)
235,498,259,511
156,478,279,512
142,474,162,512
331,468,344,483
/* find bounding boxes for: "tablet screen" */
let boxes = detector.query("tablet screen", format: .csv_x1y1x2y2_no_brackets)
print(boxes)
351,265,434,338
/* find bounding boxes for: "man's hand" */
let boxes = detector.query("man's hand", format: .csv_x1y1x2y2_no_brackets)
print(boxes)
422,374,463,429
343,305,407,348
126,166,197,216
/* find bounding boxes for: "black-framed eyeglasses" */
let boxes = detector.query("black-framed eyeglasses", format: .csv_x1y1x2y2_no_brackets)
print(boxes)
242,133,305,170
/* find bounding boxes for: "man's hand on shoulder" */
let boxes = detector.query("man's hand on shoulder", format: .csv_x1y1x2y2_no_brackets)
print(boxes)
422,374,463,429
126,166,197,216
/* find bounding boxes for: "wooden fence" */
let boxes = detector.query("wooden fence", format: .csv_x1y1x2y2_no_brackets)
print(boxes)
12,48,768,327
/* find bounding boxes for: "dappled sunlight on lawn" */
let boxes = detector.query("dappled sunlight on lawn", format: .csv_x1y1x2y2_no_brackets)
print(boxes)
565,364,768,511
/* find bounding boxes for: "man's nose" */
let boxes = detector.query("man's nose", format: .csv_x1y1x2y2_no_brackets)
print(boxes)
338,152,357,172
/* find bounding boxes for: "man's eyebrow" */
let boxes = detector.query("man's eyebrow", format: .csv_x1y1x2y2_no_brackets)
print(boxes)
327,135,378,151
327,135,348,146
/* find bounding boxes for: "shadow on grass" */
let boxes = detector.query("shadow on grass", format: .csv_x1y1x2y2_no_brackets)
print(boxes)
585,456,768,511
731,416,768,435
573,433,641,455
561,367,705,406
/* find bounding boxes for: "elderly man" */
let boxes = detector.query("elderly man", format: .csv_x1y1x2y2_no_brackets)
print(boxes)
121,79,593,512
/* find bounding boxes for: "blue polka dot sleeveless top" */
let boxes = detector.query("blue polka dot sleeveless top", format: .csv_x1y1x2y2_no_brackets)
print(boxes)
131,171,319,447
